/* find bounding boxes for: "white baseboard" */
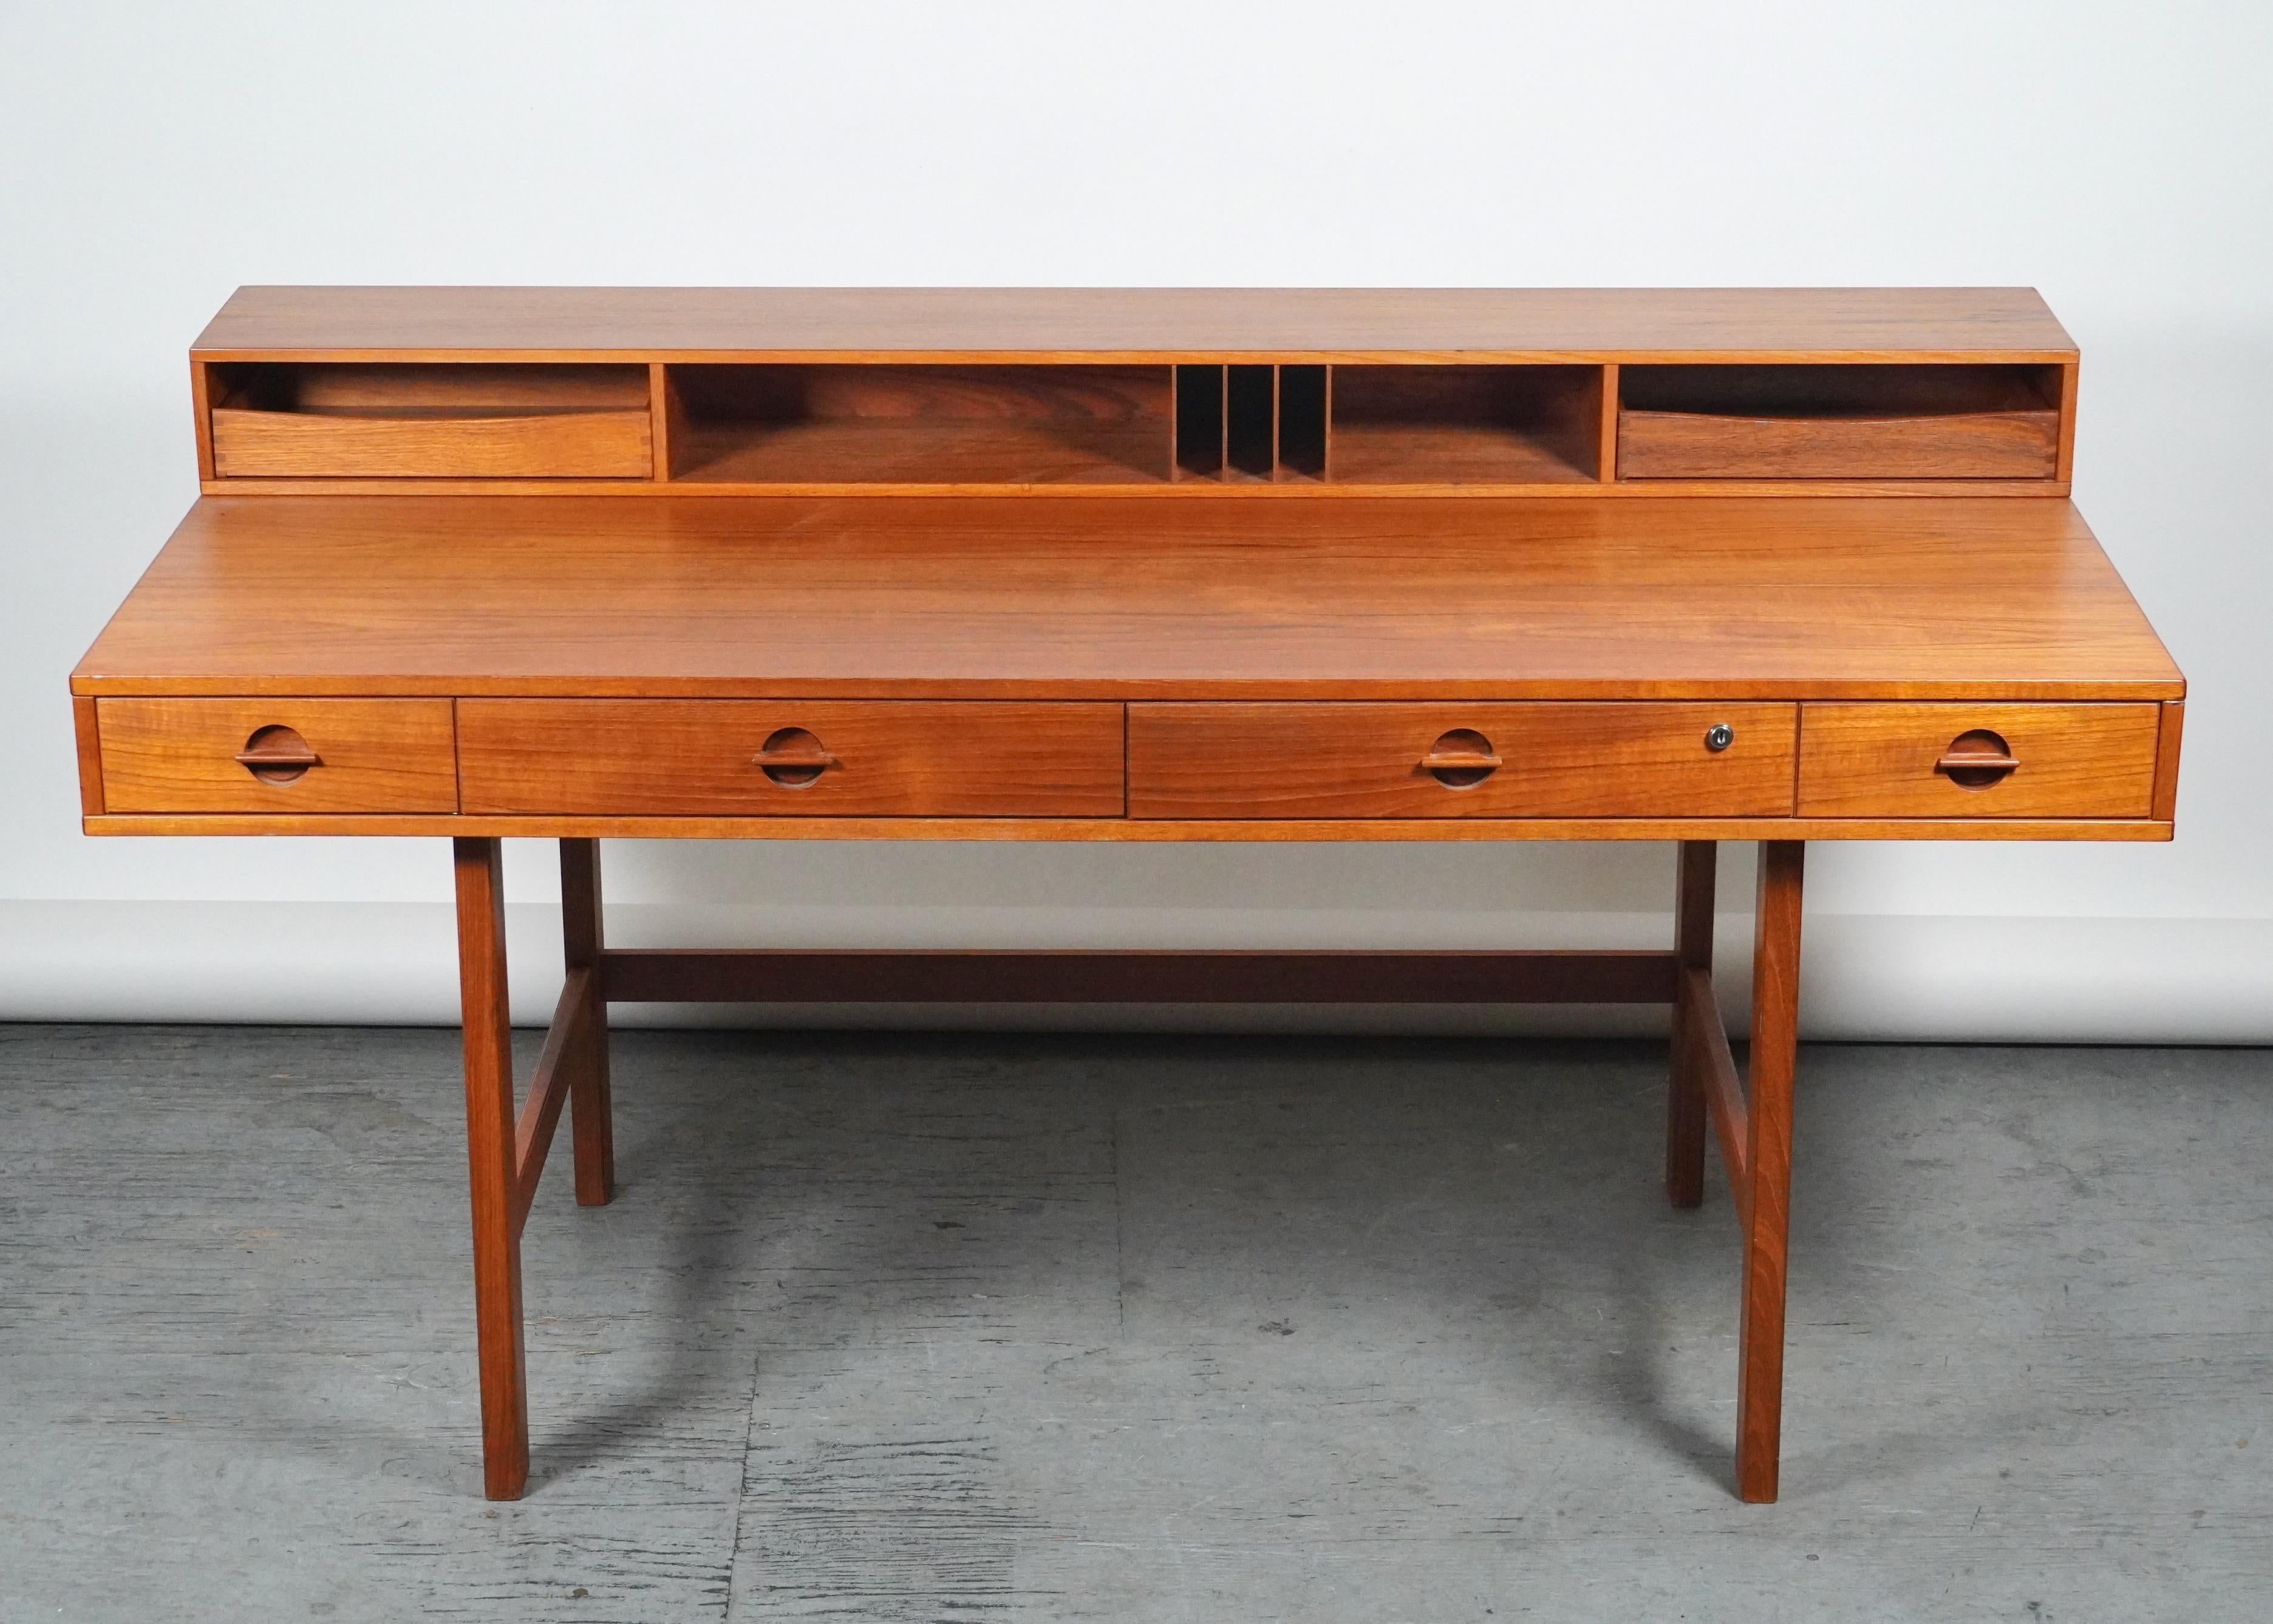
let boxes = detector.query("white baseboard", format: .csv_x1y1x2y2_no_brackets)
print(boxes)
0,900,2264,1042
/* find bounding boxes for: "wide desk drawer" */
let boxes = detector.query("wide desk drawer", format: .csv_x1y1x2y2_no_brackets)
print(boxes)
1797,702,2161,818
97,698,459,812
457,700,1125,816
1127,702,1797,818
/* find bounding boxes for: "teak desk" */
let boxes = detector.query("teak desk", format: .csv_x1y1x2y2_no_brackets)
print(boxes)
70,288,2184,1503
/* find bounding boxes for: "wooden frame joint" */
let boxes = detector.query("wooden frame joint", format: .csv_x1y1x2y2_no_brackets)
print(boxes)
1677,965,1751,1229
510,967,594,1237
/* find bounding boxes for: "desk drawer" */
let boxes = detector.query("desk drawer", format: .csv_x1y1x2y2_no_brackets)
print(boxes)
1127,702,1796,818
457,700,1125,817
97,698,459,813
1797,703,2161,818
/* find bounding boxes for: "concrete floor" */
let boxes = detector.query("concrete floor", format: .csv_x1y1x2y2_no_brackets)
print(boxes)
2,1025,2269,1622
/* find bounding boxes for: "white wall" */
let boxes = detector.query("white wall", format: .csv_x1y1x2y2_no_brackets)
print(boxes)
4,1,2268,1039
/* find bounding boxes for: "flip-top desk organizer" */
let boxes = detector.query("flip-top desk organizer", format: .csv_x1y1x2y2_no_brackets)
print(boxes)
71,288,2184,1502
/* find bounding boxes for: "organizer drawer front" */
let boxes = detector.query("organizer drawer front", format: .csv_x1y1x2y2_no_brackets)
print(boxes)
457,700,1125,817
1797,703,2161,818
1617,409,2058,480
210,406,653,479
97,698,459,813
1127,702,1797,818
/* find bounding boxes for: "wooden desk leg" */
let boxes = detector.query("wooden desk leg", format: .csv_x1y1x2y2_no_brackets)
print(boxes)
1666,840,1716,1208
1736,839,1804,1503
453,837,530,1501
560,838,615,1206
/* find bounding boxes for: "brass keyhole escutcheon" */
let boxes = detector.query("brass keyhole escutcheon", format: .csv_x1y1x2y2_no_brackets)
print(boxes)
1421,728,1501,789
754,727,834,788
1937,729,2019,790
235,724,319,784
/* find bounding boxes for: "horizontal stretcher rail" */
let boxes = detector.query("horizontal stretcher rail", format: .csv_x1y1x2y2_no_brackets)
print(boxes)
596,948,1679,1005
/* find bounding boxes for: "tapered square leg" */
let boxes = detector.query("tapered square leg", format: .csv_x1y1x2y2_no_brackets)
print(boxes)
1666,840,1716,1207
1736,839,1804,1503
559,838,614,1206
454,837,529,1501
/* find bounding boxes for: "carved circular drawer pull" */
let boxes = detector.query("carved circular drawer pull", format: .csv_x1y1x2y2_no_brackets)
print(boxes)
1935,729,2020,790
234,725,321,784
752,727,839,787
1420,729,1501,789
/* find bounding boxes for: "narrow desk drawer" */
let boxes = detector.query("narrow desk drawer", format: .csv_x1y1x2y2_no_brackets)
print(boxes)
1797,703,2160,818
1127,702,1796,818
97,698,459,813
458,700,1125,817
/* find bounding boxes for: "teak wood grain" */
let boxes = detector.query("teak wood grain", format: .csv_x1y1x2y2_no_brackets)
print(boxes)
211,405,653,480
1616,364,2060,481
1126,702,1796,818
2153,701,2185,823
1795,702,2161,818
452,837,527,1500
95,696,458,814
598,948,1678,1005
70,497,2182,704
78,813,2173,843
192,287,2078,361
1737,841,1804,1503
666,363,1174,485
71,695,104,815
1665,841,1716,1208
559,838,615,1207
1618,403,2058,481
457,699,1125,817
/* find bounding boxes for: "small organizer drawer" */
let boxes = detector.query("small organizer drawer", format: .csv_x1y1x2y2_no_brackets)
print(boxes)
1796,703,2161,818
1618,365,2060,481
457,700,1125,817
97,698,459,813
208,363,653,479
1127,702,1797,818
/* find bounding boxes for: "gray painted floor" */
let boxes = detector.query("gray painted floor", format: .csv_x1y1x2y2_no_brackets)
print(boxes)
2,1025,2269,1622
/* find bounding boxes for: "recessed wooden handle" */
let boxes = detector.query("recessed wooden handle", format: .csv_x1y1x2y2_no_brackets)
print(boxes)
754,726,838,787
235,724,321,784
1935,750,2020,773
1935,729,2019,790
234,744,322,768
1420,729,1501,787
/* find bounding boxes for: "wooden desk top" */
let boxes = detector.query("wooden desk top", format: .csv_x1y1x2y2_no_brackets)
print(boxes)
75,494,2176,702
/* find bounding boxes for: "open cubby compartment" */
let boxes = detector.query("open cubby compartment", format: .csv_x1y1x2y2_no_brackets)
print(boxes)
1617,364,2062,480
205,362,652,479
666,364,1173,484
1173,364,1330,481
1329,365,1600,484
